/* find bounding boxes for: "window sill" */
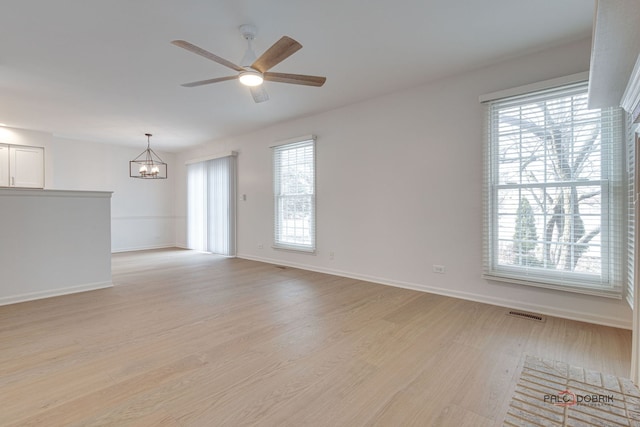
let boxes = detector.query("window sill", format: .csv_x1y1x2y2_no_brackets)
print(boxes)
482,273,622,299
272,245,316,255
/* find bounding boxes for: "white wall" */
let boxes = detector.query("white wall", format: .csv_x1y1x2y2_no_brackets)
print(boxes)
0,127,176,252
175,38,633,329
0,189,112,305
50,137,176,252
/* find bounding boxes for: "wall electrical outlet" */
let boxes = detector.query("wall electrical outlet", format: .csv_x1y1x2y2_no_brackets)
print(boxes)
258,244,263,249
329,251,335,260
432,265,445,274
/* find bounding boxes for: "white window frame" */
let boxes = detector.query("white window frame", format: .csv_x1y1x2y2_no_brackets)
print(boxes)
272,135,316,253
481,74,625,298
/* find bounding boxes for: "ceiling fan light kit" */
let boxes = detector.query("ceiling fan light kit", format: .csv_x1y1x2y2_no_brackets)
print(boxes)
171,24,326,103
239,70,264,86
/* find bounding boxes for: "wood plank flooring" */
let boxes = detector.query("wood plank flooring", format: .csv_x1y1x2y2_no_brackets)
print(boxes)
0,248,632,426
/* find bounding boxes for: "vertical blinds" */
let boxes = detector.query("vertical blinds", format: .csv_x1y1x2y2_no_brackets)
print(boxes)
627,114,637,308
187,155,236,256
483,80,625,297
273,137,316,252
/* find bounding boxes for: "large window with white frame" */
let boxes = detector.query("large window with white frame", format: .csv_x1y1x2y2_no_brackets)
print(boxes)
482,78,624,297
273,136,316,252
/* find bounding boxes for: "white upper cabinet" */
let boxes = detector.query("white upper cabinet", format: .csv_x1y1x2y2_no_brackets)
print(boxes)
10,145,44,188
0,144,8,187
0,144,44,188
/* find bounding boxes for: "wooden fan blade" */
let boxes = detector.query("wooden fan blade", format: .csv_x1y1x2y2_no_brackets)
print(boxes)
263,72,326,87
251,36,302,73
181,76,237,87
171,40,245,72
250,85,269,103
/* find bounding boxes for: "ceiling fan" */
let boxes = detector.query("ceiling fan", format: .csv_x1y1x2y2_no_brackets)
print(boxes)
171,24,326,103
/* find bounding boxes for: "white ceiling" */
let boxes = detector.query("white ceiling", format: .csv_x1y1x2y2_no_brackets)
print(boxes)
0,0,594,151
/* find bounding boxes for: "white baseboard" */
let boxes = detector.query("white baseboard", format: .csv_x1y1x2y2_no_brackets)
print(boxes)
0,281,113,307
237,253,632,330
112,244,175,253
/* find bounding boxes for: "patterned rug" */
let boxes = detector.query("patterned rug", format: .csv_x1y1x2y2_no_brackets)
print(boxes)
504,355,640,426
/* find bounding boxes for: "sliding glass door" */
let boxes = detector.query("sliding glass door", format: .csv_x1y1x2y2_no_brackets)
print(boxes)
187,155,236,256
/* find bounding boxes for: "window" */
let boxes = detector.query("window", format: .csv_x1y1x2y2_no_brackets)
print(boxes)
273,137,316,252
187,154,236,256
482,79,624,297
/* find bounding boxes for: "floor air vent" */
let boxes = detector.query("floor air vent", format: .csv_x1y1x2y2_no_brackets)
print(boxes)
506,310,546,322
275,265,288,270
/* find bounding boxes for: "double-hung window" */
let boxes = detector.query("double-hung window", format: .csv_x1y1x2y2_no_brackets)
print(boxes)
273,136,316,252
482,78,624,297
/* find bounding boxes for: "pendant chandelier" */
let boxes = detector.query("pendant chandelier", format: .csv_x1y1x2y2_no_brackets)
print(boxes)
129,133,167,179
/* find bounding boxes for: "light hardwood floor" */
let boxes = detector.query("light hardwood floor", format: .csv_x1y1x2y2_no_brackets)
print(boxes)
0,248,632,426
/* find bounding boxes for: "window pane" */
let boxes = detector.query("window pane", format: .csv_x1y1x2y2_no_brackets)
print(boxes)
277,195,312,245
496,184,603,274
